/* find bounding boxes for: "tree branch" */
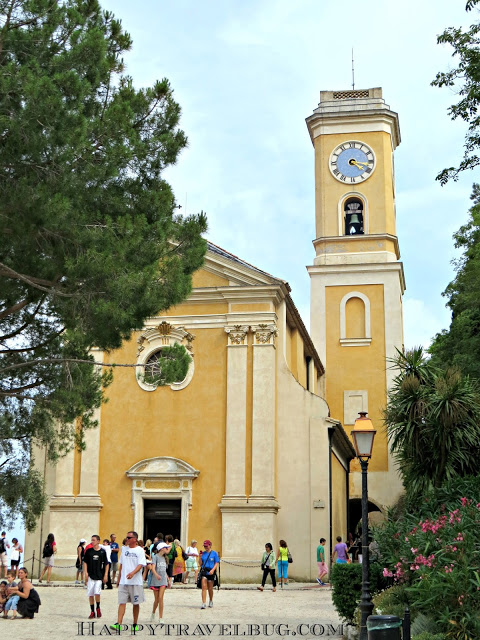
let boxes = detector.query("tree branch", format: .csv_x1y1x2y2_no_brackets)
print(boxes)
0,358,148,374
0,261,75,297
0,295,47,341
0,298,29,321
0,327,64,353
0,380,43,396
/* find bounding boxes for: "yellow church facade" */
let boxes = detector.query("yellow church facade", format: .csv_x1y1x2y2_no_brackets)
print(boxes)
25,87,405,580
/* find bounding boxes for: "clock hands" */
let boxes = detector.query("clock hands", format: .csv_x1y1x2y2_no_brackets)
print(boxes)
349,159,370,170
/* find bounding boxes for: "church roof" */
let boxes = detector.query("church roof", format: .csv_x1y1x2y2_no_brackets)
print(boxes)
207,241,287,286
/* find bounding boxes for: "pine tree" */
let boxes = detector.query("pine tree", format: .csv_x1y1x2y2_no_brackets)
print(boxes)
0,0,207,528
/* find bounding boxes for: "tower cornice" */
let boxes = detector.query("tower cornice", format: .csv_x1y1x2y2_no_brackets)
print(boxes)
306,88,401,149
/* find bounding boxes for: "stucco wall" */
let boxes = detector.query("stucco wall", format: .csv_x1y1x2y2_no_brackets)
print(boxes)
276,358,332,581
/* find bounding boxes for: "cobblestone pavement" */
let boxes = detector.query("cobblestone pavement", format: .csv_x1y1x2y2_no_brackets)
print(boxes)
2,582,345,640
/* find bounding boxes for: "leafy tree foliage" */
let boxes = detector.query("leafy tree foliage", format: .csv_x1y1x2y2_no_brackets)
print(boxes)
142,343,191,387
0,0,207,528
429,185,480,378
432,1,480,184
384,348,480,498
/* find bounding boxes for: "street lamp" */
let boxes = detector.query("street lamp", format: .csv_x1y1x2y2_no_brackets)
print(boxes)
351,412,376,640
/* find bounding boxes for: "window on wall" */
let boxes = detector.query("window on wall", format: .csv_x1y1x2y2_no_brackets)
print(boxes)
344,197,364,235
144,344,191,386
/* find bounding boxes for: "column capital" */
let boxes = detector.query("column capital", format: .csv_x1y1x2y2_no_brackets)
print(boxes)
251,323,278,346
225,324,249,345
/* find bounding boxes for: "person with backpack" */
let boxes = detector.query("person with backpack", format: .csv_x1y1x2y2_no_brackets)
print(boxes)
165,535,175,588
38,533,57,584
0,532,10,578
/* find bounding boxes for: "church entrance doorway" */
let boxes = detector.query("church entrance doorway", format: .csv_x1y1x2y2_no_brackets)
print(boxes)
143,498,182,542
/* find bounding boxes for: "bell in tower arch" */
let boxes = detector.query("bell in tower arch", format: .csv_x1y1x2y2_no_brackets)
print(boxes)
344,198,364,235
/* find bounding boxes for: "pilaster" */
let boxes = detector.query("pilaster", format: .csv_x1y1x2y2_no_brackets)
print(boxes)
250,324,277,500
222,325,248,499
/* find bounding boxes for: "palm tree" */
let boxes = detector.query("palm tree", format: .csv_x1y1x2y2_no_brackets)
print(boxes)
385,348,480,496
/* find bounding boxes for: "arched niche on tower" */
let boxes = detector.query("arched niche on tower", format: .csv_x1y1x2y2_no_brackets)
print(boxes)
338,193,369,236
339,291,372,347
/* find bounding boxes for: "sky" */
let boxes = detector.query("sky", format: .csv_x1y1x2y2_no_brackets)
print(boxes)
96,0,478,350
7,0,480,547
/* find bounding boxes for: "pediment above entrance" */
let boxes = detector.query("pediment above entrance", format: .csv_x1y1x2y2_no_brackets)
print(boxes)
126,456,200,479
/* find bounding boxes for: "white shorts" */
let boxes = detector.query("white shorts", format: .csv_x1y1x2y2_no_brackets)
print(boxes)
86,578,102,597
118,584,145,605
43,555,55,567
0,552,7,567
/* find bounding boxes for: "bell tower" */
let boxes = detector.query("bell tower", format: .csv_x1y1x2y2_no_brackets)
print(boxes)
306,88,405,515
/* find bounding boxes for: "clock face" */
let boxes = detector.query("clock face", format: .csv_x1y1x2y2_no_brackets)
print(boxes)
329,141,376,184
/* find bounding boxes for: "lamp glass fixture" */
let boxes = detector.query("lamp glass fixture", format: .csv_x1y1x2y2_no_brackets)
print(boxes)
351,412,376,458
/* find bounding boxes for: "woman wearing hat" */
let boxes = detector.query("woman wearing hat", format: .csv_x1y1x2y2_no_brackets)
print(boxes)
149,539,170,622
75,539,86,584
199,540,219,609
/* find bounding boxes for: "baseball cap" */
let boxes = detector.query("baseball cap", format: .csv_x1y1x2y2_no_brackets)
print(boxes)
80,538,86,543
156,542,169,552
203,539,212,547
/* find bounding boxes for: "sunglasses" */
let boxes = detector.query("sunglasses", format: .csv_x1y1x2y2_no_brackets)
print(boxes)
126,536,135,540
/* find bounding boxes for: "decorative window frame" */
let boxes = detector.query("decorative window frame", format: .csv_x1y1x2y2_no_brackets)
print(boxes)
136,322,195,392
126,456,200,546
340,291,371,347
338,192,369,236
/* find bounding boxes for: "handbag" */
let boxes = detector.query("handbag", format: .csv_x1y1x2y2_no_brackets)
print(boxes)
287,549,293,564
261,551,272,571
196,569,205,588
196,551,212,588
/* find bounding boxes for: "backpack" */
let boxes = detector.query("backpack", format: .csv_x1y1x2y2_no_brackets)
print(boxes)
43,541,54,558
168,544,176,566
0,538,5,554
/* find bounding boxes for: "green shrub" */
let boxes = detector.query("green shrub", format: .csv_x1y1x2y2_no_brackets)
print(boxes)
412,634,448,640
372,585,408,619
411,614,443,637
330,563,362,624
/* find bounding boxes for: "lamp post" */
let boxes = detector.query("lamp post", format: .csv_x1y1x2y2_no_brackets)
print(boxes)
351,412,376,640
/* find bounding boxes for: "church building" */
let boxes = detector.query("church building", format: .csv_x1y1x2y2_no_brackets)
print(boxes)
25,87,405,581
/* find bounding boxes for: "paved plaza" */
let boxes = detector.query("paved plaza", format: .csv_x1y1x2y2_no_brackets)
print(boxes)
1,582,345,640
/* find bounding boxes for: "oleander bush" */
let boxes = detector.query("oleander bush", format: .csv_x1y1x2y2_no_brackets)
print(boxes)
374,497,480,639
